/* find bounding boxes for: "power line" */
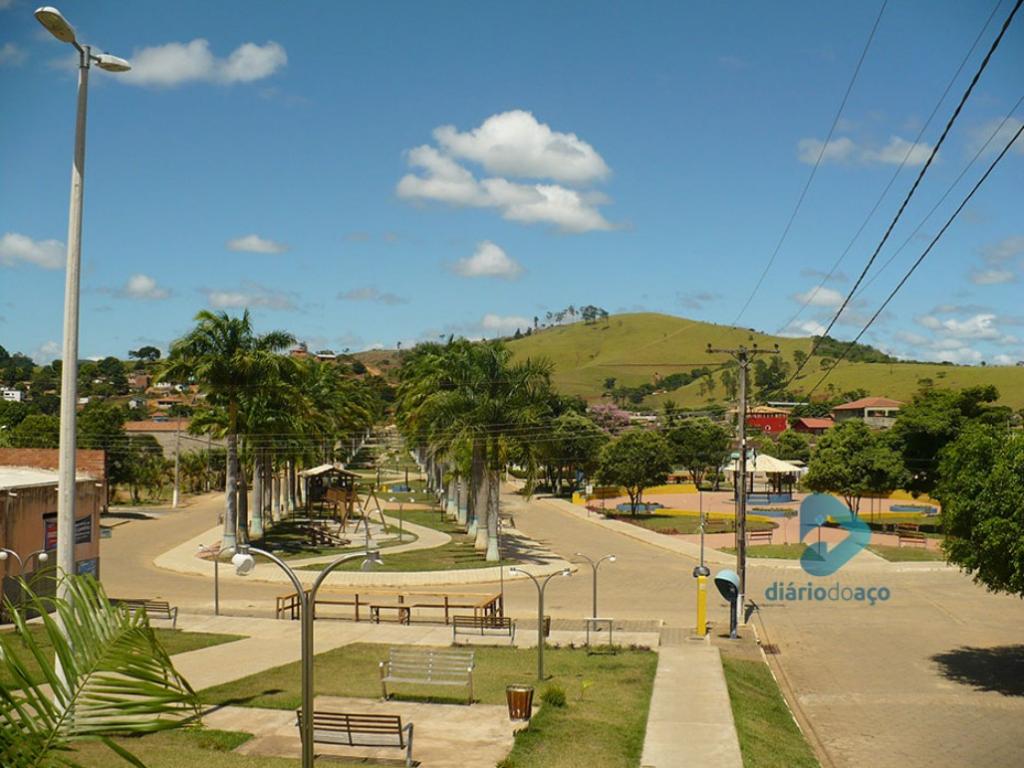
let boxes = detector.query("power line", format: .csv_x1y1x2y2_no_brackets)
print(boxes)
806,119,1024,399
733,0,889,324
784,0,1023,387
779,0,1006,334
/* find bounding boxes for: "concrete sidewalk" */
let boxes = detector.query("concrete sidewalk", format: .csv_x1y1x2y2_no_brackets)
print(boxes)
641,642,743,768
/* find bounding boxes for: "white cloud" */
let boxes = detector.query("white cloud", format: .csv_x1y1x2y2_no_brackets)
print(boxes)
227,234,289,254
453,241,523,279
118,273,169,300
337,287,407,305
935,313,1002,340
0,42,26,66
396,112,614,234
779,319,827,337
121,39,286,87
433,110,609,184
797,135,933,166
992,354,1023,366
203,282,295,310
969,117,1024,156
970,268,1015,286
983,235,1024,264
33,340,61,364
792,286,844,308
0,232,64,269
480,313,531,335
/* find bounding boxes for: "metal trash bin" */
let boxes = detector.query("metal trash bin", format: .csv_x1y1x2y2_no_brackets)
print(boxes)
506,684,534,721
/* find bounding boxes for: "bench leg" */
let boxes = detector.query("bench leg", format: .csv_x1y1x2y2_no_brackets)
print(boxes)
404,723,414,767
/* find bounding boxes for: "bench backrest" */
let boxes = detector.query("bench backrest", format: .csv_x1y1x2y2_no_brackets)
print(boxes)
118,599,170,611
385,647,474,680
453,615,511,628
298,711,405,746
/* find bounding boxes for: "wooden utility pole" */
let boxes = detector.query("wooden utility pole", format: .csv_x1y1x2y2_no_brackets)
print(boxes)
706,342,779,628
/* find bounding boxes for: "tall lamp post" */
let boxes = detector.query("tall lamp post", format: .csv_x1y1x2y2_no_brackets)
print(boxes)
229,544,381,768
0,548,51,574
34,6,131,594
509,567,571,681
573,552,615,619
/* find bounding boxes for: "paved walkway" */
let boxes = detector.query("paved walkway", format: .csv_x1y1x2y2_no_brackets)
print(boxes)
641,642,743,768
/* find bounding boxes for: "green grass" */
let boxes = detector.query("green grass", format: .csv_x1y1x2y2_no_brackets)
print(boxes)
0,627,244,689
68,728,317,767
611,513,775,536
866,544,947,562
507,311,1024,408
201,643,657,768
721,656,820,768
720,544,810,560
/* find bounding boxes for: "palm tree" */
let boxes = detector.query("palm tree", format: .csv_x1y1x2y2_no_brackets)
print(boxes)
160,310,295,549
0,575,198,766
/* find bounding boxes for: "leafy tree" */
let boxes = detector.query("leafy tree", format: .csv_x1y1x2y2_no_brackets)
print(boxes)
662,398,679,426
0,400,29,431
889,385,1007,495
603,377,617,391
753,356,790,397
539,411,608,493
78,403,128,502
129,345,162,362
588,403,631,434
0,353,34,386
597,428,672,513
8,414,60,448
667,418,731,489
772,429,811,463
936,424,1024,596
803,421,906,516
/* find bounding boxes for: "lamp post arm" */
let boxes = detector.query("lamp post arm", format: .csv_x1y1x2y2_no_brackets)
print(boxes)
0,548,24,572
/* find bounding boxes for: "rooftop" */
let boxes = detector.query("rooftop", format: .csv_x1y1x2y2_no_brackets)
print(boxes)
833,397,904,411
794,417,835,428
0,466,95,491
125,418,190,432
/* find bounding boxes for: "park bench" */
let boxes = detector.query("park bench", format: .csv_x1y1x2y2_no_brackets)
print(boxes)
896,524,928,548
379,647,475,704
112,598,178,628
702,519,732,535
451,614,516,643
297,710,414,768
747,529,773,545
370,603,412,625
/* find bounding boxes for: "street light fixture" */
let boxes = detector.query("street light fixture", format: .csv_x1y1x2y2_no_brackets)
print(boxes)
509,567,571,681
231,544,381,768
573,552,615,619
34,6,132,598
0,547,50,573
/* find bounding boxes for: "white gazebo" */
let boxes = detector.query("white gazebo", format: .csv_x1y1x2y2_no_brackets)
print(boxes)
724,452,802,501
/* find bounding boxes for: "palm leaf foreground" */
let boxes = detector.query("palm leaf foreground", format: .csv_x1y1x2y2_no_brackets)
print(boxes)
0,575,199,767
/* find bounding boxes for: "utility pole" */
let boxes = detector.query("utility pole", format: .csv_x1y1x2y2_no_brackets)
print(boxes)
172,421,181,508
706,342,778,629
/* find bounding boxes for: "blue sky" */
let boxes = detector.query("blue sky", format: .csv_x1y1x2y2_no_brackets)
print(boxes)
1,0,1022,365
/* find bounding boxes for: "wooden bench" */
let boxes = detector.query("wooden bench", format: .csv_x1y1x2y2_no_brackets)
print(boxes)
297,710,414,767
452,614,515,643
896,524,928,548
370,603,411,625
702,520,732,535
379,647,475,704
747,529,773,545
112,598,178,628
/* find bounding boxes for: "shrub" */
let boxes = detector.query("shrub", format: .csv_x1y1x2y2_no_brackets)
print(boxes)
541,685,567,708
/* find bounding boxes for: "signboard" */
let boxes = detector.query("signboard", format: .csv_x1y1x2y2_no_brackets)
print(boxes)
43,515,93,549
76,558,98,577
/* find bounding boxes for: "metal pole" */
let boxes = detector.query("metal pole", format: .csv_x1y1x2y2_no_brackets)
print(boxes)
56,47,90,595
172,422,181,508
736,348,748,630
699,489,705,570
538,579,545,681
591,562,598,619
214,556,219,616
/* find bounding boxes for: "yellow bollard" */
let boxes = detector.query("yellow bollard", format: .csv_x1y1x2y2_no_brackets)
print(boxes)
696,574,708,636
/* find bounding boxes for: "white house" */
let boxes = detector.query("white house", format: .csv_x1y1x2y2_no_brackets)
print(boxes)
2,389,23,403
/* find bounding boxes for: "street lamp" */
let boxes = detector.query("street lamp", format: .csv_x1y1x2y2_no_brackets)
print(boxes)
231,544,381,768
0,547,51,574
573,552,615,619
34,6,131,597
509,567,571,681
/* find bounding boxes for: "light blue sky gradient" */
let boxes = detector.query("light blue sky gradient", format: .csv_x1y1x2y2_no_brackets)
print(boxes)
1,0,1022,365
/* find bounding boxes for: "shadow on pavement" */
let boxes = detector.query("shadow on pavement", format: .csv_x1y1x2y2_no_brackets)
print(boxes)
932,645,1024,696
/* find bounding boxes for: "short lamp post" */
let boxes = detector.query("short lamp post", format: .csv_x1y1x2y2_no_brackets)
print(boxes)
509,567,571,681
573,552,615,618
34,6,131,597
230,544,381,768
197,544,221,616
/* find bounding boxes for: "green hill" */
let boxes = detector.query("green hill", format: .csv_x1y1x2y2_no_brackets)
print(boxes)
507,312,1024,410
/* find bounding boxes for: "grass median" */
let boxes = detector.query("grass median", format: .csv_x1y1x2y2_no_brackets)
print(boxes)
201,642,657,768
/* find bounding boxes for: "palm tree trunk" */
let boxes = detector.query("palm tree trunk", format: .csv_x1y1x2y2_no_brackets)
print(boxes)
238,463,250,543
251,449,264,539
446,475,458,519
469,438,485,538
272,461,281,522
485,468,500,561
223,432,239,549
457,477,468,526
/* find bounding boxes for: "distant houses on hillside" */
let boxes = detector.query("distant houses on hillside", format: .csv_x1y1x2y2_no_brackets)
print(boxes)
737,395,904,437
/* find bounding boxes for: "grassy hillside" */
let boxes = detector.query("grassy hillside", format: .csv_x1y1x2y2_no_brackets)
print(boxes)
508,312,1024,410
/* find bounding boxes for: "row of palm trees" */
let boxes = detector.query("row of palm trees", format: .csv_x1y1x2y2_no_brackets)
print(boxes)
160,310,382,548
395,339,555,561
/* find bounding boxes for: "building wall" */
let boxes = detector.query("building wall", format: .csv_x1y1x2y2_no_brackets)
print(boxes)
0,479,101,580
747,414,788,434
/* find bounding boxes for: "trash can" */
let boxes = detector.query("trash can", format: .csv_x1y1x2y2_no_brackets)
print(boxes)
506,684,534,721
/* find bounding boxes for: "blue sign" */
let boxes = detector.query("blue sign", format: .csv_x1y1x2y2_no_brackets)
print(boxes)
798,494,871,576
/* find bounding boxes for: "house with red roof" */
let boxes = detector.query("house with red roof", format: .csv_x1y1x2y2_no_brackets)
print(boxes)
832,397,903,429
791,416,835,436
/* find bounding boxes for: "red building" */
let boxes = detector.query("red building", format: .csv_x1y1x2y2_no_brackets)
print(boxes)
745,406,790,435
792,417,835,436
